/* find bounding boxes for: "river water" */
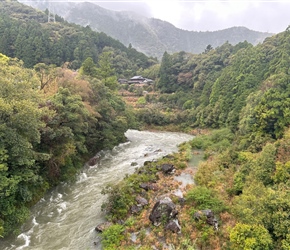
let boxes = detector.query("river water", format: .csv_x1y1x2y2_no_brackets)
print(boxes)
1,130,194,250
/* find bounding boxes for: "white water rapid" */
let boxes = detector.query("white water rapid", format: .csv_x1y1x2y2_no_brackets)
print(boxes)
1,130,194,250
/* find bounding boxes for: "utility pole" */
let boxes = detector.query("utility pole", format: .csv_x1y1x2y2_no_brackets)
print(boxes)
48,0,56,23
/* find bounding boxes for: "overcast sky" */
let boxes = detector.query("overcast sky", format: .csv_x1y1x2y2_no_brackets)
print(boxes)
69,0,289,34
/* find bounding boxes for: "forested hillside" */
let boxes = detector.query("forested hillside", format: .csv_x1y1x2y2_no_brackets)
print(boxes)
138,28,290,143
0,1,156,76
20,0,272,59
104,27,290,249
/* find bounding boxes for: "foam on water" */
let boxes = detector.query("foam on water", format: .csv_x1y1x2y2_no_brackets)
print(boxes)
15,234,30,250
31,217,38,226
77,172,88,183
57,202,67,214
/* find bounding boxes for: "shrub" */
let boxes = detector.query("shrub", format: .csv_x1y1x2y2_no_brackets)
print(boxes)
137,96,146,105
101,224,125,249
230,223,273,250
190,128,234,153
185,186,226,213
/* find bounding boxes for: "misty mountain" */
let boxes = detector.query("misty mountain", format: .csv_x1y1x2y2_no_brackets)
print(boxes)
20,1,273,59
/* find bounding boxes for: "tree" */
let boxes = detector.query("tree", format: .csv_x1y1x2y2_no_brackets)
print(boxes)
34,63,58,90
96,51,117,90
230,223,273,250
79,57,97,77
254,87,290,139
204,44,213,53
157,51,174,93
39,87,89,181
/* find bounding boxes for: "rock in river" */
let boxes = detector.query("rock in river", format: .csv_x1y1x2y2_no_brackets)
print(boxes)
95,222,112,233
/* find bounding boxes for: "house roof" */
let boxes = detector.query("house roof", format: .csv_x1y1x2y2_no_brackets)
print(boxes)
130,75,145,80
143,79,153,82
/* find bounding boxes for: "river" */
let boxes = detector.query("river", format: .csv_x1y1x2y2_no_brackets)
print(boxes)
1,130,194,250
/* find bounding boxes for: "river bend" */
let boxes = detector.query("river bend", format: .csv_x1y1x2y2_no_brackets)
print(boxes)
1,129,194,250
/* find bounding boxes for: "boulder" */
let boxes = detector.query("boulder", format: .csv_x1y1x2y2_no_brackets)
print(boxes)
136,196,148,206
131,205,143,214
139,183,149,190
193,209,218,230
139,182,158,191
87,156,99,166
178,197,186,206
95,222,112,232
137,168,146,175
172,189,183,199
163,155,175,159
137,165,154,175
149,197,178,226
160,164,175,174
165,219,181,233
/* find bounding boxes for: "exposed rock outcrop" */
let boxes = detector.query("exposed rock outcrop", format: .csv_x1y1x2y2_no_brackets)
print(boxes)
149,197,178,226
139,182,158,191
130,196,149,214
193,209,218,230
165,219,181,233
87,155,99,166
136,196,148,206
160,163,175,174
131,205,143,214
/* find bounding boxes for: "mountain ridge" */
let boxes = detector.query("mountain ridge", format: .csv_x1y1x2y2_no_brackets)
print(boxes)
19,0,273,59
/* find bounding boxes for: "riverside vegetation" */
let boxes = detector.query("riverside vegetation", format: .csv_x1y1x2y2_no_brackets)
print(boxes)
0,1,290,249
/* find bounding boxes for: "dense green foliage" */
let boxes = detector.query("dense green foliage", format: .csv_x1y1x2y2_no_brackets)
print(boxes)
0,1,156,76
101,224,125,249
230,223,273,250
189,127,290,249
185,186,226,214
140,29,290,141
0,53,136,236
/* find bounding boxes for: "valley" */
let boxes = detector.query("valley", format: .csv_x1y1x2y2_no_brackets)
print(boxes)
0,1,289,249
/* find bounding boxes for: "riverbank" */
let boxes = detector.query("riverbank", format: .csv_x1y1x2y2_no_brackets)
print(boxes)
98,137,232,249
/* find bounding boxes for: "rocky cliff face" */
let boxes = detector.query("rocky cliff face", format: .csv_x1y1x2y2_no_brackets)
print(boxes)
20,1,273,59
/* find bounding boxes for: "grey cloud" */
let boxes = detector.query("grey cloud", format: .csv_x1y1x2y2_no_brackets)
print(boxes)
22,0,290,33
177,2,290,33
90,1,152,18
